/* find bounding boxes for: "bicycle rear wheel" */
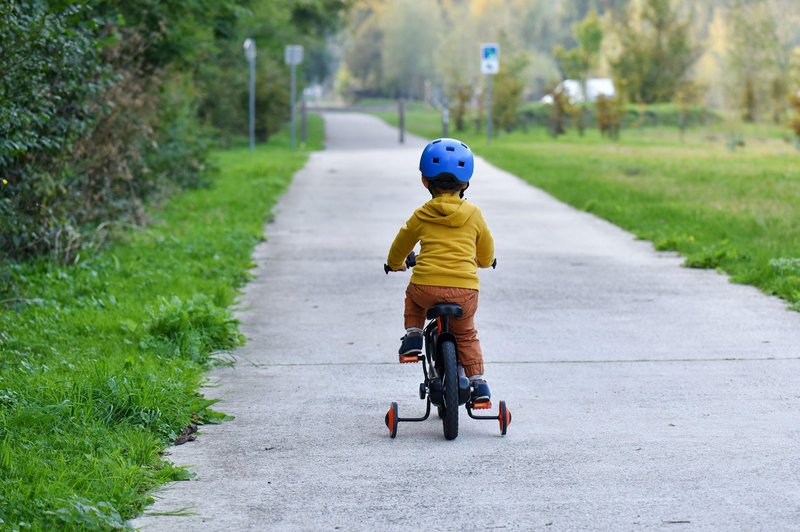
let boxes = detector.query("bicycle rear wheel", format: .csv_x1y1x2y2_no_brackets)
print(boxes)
440,340,459,440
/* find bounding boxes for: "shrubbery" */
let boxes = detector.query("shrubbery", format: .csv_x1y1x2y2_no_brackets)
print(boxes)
516,102,721,134
0,0,345,262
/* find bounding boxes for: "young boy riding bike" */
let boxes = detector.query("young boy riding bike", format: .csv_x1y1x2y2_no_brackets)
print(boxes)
386,138,495,402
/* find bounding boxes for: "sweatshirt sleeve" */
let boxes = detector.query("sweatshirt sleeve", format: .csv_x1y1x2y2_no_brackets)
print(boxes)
475,209,495,269
387,215,419,270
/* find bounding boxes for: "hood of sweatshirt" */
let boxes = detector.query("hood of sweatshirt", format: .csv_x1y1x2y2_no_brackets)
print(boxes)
415,194,476,227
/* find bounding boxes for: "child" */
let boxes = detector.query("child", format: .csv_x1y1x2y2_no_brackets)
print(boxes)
385,138,495,401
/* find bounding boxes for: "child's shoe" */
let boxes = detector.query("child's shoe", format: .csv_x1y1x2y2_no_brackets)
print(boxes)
398,328,423,357
470,377,491,402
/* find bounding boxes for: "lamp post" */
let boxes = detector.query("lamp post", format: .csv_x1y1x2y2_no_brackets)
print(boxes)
243,38,256,151
284,45,304,150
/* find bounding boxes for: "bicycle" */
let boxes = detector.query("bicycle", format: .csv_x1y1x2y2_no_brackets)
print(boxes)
383,253,511,440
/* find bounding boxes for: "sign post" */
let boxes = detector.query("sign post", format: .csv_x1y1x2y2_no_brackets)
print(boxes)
284,44,304,150
398,98,405,144
243,38,256,151
480,43,499,145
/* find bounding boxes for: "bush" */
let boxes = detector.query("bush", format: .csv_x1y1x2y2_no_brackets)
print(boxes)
0,2,109,259
516,101,721,133
1,1,347,261
789,92,800,141
0,2,213,261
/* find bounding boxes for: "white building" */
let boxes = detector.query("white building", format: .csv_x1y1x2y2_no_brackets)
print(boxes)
541,78,616,104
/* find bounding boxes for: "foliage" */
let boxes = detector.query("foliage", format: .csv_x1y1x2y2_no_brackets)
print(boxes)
1,0,346,261
554,9,603,87
548,84,571,137
196,0,347,142
0,2,110,259
790,92,800,140
492,54,530,133
339,0,800,121
553,9,603,137
610,0,701,104
450,84,473,132
0,117,323,528
596,95,622,139
381,0,440,98
741,78,758,123
725,0,796,124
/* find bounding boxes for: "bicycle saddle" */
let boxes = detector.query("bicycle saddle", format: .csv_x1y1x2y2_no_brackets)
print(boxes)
427,304,464,320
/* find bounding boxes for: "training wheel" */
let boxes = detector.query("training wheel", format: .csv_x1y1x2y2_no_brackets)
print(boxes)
385,402,399,438
498,401,511,436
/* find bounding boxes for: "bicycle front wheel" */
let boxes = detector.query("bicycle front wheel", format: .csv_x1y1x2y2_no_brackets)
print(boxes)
441,339,459,440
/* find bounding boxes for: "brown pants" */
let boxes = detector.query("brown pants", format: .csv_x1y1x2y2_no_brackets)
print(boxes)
404,283,483,377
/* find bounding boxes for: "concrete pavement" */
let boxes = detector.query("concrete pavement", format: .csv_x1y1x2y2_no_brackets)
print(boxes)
133,113,800,530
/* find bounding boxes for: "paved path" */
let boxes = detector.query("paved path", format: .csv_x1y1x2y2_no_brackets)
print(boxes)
133,113,800,530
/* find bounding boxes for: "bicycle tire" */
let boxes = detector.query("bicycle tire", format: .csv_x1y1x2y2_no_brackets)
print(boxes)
441,340,459,440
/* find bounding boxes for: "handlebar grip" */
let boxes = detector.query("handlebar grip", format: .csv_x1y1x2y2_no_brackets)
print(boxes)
385,251,416,274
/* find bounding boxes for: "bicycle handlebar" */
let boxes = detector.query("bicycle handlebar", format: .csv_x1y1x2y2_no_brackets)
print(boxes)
384,252,416,274
385,252,496,273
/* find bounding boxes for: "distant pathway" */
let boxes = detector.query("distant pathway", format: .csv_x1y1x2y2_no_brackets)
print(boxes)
134,113,800,530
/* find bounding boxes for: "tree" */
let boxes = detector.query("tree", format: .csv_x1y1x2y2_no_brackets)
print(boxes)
380,0,440,98
492,53,530,132
554,9,603,135
554,9,603,92
1,0,349,260
435,0,479,132
341,1,385,97
596,94,622,139
547,82,571,137
790,92,800,144
726,0,797,124
609,0,700,104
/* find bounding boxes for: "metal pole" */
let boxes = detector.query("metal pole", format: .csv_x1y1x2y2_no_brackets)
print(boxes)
290,64,297,150
399,98,405,144
301,92,307,146
248,57,255,151
442,107,449,138
244,38,256,151
486,74,493,145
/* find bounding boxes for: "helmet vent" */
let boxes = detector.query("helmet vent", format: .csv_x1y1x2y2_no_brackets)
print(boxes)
446,146,455,152
432,157,439,163
458,161,465,167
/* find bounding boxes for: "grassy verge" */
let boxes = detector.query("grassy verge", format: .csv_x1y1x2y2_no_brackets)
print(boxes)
0,115,323,529
376,108,800,311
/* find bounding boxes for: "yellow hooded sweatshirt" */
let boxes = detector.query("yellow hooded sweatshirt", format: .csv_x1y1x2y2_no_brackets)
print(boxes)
387,193,494,290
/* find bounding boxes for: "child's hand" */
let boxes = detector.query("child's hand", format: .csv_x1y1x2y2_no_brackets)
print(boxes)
384,262,407,274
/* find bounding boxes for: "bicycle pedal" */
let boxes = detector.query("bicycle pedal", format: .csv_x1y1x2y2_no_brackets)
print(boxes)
471,400,492,410
399,354,421,363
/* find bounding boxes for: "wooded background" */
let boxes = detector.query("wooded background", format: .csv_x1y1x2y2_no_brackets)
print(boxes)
338,0,800,129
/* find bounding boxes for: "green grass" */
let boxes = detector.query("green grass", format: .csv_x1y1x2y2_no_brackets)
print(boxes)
376,107,800,311
0,114,323,529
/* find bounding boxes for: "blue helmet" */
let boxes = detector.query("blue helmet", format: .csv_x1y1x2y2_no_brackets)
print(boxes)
419,138,474,183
